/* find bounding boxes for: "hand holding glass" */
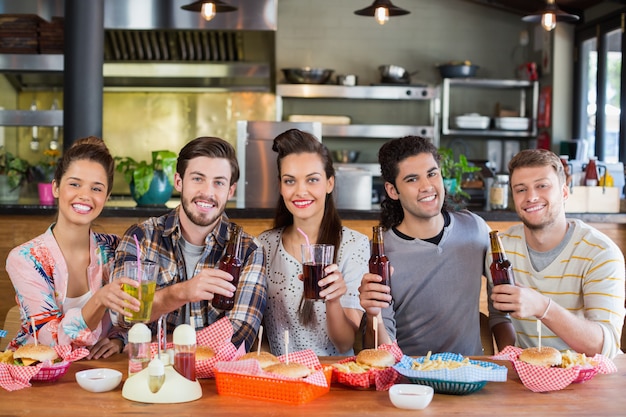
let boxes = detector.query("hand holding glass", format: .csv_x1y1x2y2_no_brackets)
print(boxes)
122,261,158,323
301,244,334,300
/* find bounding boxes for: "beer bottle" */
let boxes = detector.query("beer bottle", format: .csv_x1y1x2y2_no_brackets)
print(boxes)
489,230,515,286
212,225,243,310
369,226,391,287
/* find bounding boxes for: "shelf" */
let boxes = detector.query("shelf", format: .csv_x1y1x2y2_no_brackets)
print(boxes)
0,54,63,72
276,84,436,100
444,78,536,88
443,128,535,138
322,124,435,138
0,110,63,127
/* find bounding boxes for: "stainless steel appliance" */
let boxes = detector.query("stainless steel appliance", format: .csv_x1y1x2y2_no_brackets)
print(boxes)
333,165,372,210
236,121,322,208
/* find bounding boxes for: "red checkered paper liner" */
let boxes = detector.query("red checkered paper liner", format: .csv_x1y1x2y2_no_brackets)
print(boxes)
492,345,617,392
214,349,328,387
0,345,89,391
149,317,243,378
331,342,403,391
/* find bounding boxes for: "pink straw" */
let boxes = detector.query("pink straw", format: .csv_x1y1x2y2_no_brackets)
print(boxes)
297,228,314,262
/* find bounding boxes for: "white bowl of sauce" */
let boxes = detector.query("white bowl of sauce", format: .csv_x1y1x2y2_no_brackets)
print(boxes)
75,368,122,393
389,383,434,410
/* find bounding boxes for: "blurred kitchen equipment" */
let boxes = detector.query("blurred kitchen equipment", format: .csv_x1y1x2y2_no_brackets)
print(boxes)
282,68,334,84
559,139,588,162
495,117,530,131
378,65,418,84
336,74,358,86
29,100,39,151
454,113,490,129
288,115,351,125
332,149,360,163
50,97,60,151
437,62,479,78
333,165,372,210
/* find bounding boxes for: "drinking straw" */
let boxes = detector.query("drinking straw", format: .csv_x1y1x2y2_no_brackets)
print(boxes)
257,325,264,355
133,234,142,299
31,317,38,346
284,330,289,364
297,228,314,262
373,315,378,349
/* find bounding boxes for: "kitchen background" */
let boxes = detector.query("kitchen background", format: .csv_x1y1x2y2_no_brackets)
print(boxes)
0,0,615,197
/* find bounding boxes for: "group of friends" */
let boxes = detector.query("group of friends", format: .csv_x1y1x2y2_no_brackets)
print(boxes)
5,131,625,361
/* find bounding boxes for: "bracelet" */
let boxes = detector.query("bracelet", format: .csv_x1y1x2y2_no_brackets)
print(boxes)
538,298,552,320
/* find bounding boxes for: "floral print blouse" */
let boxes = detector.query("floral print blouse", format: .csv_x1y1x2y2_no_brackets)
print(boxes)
6,225,120,349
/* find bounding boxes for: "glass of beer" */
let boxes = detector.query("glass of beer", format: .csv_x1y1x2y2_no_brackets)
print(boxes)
301,244,334,301
123,260,158,323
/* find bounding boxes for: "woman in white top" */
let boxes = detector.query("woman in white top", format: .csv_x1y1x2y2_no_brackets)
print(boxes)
258,129,368,356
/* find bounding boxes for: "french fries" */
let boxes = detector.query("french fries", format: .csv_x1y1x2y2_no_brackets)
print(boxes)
410,351,483,371
559,350,597,369
331,361,370,374
0,350,14,364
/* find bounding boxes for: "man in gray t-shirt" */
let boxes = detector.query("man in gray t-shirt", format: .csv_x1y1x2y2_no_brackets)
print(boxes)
359,136,490,356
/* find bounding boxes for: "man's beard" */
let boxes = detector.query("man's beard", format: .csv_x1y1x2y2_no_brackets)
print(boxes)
181,195,223,227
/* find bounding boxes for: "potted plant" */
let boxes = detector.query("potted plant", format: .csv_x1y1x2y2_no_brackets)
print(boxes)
438,147,480,199
0,147,30,202
115,150,178,206
31,149,60,205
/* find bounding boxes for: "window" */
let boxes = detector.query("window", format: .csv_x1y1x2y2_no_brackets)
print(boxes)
575,13,624,163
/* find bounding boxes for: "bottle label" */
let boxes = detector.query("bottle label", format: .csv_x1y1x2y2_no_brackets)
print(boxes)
586,179,598,186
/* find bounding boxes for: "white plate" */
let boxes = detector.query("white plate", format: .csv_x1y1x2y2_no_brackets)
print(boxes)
454,114,490,129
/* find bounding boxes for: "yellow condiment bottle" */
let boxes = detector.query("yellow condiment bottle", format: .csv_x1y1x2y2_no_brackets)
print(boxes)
599,171,614,187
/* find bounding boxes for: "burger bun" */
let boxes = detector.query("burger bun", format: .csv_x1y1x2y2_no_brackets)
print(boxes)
519,347,562,367
13,344,58,366
239,351,280,369
196,346,216,361
356,349,395,369
265,362,312,379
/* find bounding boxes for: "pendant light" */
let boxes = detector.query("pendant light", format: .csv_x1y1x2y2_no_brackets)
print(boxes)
522,0,579,32
181,0,238,22
354,0,410,25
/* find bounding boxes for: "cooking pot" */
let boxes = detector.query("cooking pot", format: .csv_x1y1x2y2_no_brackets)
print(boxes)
378,65,418,84
282,68,334,84
332,150,360,163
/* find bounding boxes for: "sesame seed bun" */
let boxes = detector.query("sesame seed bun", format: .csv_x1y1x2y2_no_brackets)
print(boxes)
196,346,216,361
13,344,58,365
356,349,395,369
265,362,312,379
519,347,562,367
239,351,280,369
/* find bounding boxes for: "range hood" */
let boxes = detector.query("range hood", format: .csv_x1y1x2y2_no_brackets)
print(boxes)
0,0,277,91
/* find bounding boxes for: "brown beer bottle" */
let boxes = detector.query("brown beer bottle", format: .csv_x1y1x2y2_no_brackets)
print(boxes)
369,226,391,287
489,230,515,286
212,225,243,310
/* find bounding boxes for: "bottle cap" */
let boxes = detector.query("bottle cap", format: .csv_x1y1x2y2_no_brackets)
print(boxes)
173,324,196,345
128,323,151,343
148,357,165,376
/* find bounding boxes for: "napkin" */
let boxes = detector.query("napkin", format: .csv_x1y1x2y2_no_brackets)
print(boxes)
149,317,243,379
0,345,89,391
492,345,617,392
331,342,403,391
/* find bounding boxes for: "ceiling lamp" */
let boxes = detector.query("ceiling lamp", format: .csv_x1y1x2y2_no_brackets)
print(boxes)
181,0,238,22
354,0,410,25
522,0,579,32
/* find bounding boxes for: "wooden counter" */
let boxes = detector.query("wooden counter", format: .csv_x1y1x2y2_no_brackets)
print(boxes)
0,353,624,416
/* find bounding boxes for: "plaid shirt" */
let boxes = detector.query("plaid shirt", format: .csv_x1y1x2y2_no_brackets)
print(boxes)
110,207,267,350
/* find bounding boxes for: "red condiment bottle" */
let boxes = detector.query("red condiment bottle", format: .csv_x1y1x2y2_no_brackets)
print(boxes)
212,225,243,310
585,156,599,186
173,324,196,381
369,226,391,287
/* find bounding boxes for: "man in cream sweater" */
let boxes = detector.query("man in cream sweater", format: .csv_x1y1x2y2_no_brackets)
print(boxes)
488,149,625,358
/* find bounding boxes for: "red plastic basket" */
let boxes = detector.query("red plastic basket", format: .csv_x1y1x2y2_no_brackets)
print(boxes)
31,361,70,382
215,366,332,405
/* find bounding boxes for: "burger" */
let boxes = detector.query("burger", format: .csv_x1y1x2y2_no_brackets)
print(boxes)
355,349,396,369
519,347,562,367
13,344,59,366
265,362,312,379
238,351,280,369
196,346,216,361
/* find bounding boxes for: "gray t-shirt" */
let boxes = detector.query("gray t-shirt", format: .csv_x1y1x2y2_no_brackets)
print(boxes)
381,210,490,356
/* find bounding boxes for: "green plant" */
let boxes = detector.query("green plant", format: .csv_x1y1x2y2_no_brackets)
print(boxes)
438,147,480,198
0,147,30,190
32,149,61,183
115,150,177,200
